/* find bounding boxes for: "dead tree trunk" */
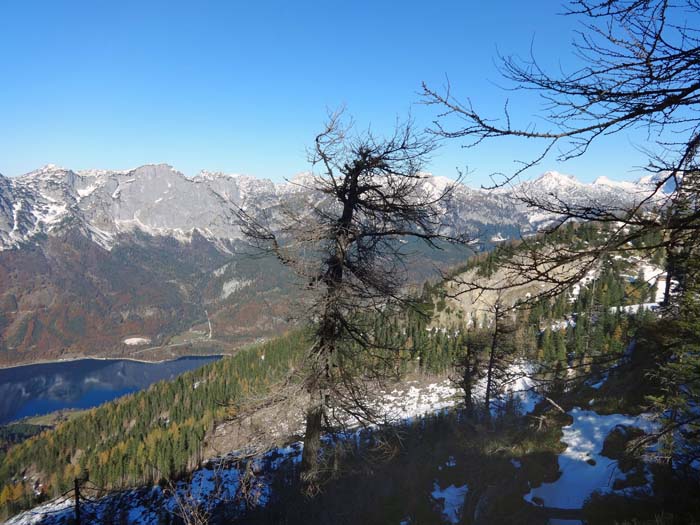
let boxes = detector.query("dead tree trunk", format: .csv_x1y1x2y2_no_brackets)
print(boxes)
299,168,359,493
235,112,464,496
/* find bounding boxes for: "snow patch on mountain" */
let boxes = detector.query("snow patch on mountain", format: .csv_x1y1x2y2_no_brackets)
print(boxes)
0,165,673,253
76,185,97,198
220,278,253,299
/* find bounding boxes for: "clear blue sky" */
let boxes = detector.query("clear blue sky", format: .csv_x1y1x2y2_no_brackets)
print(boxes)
0,0,652,184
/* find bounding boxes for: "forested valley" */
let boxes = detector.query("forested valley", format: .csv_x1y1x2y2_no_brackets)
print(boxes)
4,221,698,523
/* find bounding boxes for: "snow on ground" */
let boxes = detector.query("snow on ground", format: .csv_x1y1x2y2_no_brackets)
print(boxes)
10,201,23,238
501,364,542,415
84,222,116,249
212,263,230,277
527,211,558,226
654,279,666,303
379,380,460,422
7,446,300,525
6,497,74,525
473,360,543,416
11,363,543,525
626,259,666,301
570,269,597,300
8,379,463,525
76,185,97,198
380,360,542,424
549,318,576,331
588,378,606,390
571,257,667,305
431,482,469,524
123,337,151,346
524,408,657,510
41,203,68,226
610,303,659,314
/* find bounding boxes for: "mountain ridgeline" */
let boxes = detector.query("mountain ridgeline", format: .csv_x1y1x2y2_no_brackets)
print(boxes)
0,165,670,366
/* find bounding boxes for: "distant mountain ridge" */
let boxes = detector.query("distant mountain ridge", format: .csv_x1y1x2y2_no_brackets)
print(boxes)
0,164,668,252
0,164,670,365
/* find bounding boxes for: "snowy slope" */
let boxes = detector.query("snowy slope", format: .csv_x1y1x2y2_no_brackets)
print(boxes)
524,408,657,510
7,378,462,525
8,365,543,525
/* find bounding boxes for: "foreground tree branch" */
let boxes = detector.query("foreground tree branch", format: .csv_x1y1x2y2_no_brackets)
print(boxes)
425,0,700,468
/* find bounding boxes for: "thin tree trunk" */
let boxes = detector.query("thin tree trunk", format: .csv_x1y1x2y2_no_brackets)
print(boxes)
484,337,496,423
484,309,500,424
299,400,324,494
463,367,473,415
462,343,475,417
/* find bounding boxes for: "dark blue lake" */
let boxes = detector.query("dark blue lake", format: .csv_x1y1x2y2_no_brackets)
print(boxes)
0,356,221,425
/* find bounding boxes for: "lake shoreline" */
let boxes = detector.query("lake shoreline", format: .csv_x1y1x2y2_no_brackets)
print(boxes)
0,354,226,425
0,352,230,371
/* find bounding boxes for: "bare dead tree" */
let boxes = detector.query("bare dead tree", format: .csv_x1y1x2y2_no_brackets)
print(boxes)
236,109,470,493
423,0,700,305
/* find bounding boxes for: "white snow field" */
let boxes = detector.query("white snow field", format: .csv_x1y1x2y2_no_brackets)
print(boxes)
524,408,657,510
472,360,543,416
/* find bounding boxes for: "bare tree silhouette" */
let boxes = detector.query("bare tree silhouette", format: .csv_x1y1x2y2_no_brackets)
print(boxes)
236,109,470,493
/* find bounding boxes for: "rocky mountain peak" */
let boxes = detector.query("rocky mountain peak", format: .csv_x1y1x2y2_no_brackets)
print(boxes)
0,164,672,252
532,170,581,190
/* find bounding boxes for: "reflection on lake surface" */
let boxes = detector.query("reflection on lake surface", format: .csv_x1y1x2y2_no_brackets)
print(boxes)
0,356,221,424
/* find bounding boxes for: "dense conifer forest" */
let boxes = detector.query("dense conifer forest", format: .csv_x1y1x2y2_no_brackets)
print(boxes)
0,334,308,515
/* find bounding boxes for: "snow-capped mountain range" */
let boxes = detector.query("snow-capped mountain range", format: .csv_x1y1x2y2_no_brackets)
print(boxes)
0,164,669,252
0,164,670,365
